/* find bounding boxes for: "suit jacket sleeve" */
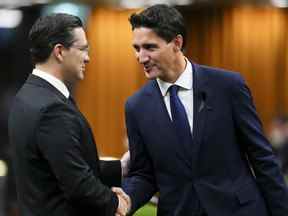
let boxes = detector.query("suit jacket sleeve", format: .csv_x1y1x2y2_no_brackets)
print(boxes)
99,160,121,187
122,100,157,214
231,74,288,215
36,104,118,214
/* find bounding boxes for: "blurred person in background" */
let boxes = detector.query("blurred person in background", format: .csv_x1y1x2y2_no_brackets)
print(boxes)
4,157,18,216
8,13,130,216
269,116,288,150
121,4,288,216
0,85,18,216
270,116,288,175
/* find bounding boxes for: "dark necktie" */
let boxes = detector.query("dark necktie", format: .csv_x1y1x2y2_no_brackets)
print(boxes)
68,95,78,109
169,85,192,149
170,85,203,214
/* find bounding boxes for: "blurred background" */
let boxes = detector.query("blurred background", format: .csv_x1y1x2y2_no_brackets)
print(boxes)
2,0,288,215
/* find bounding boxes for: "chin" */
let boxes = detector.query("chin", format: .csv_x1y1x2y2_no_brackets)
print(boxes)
78,72,85,80
144,74,153,80
145,70,159,80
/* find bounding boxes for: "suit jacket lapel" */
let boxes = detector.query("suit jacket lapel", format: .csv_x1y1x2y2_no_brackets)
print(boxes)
145,80,194,171
191,63,212,173
27,74,82,113
27,74,93,142
27,74,100,171
26,74,68,102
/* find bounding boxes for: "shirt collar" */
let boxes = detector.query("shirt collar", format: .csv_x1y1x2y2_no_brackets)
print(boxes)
32,68,70,98
157,58,193,96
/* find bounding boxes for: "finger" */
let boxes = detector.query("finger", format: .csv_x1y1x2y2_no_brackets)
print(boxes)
117,195,128,215
121,199,130,214
112,187,122,193
115,190,131,210
119,192,131,205
112,187,125,195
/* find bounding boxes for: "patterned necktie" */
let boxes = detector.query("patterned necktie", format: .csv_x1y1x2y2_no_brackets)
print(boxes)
169,85,192,148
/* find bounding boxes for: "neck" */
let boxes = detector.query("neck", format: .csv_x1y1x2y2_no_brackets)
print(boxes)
35,62,64,83
35,63,74,93
164,54,187,83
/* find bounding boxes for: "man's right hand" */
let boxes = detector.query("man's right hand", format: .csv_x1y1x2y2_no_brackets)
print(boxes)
112,187,131,216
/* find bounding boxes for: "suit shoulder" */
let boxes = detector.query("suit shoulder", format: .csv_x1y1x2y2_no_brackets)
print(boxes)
126,80,154,108
195,64,244,89
197,64,242,80
12,83,71,119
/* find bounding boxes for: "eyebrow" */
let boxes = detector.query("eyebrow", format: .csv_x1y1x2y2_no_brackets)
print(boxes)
143,43,157,48
75,44,89,51
80,44,89,49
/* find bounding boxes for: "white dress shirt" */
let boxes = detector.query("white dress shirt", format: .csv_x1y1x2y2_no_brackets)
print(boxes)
32,68,70,99
156,59,193,132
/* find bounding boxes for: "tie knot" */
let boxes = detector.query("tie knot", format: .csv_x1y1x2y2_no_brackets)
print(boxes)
169,85,179,96
68,96,76,106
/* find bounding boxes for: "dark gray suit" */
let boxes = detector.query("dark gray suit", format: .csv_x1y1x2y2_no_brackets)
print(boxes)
9,74,121,215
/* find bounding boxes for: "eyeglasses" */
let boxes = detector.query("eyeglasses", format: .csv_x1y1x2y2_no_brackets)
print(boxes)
71,45,89,53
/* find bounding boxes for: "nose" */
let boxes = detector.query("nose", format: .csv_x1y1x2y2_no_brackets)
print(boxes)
84,53,90,64
137,49,149,64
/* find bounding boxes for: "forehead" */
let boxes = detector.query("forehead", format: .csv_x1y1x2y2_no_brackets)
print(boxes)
132,27,165,45
71,27,88,45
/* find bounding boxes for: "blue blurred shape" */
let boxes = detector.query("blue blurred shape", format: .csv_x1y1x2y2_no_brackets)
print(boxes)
42,2,91,25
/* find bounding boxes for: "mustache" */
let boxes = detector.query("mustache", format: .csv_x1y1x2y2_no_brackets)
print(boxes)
143,63,154,69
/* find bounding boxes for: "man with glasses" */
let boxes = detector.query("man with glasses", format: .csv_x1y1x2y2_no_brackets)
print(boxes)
9,13,130,216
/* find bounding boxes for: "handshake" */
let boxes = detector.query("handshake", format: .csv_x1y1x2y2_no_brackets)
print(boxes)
111,151,131,215
112,187,131,216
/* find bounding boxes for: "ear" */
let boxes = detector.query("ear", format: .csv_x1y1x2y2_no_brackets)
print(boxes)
52,43,65,62
172,34,183,52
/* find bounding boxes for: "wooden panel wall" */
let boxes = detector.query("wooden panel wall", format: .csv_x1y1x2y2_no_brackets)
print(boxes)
183,6,287,132
75,8,144,157
75,6,288,157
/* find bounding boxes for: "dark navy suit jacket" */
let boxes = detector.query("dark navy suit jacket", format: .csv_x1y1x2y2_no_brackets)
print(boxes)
123,63,288,216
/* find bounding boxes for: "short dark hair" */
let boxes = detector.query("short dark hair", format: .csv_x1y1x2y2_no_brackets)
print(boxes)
129,4,186,50
29,13,83,64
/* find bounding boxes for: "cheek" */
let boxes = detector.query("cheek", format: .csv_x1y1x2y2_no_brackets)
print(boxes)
150,52,162,63
163,50,175,63
154,52,169,66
